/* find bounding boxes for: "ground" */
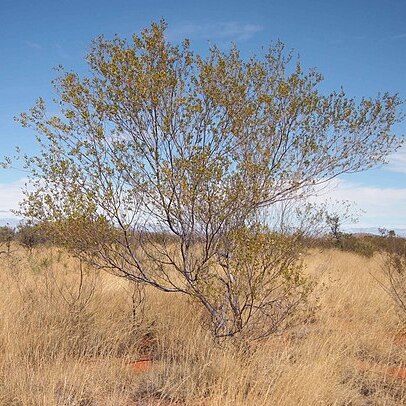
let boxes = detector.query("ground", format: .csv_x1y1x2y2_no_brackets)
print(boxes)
1,247,406,405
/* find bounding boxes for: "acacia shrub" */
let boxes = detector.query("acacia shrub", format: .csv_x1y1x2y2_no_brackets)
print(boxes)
382,237,406,319
12,21,403,338
16,223,50,251
0,226,15,255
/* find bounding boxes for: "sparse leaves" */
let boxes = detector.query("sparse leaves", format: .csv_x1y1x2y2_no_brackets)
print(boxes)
13,21,404,338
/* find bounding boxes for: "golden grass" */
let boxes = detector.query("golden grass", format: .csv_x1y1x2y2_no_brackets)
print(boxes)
1,246,406,405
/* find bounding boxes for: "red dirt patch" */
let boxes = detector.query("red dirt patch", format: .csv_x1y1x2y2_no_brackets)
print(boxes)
385,365,406,381
358,360,406,382
129,357,154,373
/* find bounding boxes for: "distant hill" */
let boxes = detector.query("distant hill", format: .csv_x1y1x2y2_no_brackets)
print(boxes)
345,227,406,238
0,218,404,238
0,218,22,228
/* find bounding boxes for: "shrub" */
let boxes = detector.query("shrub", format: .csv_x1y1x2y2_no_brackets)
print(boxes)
381,238,406,319
16,223,49,251
0,226,15,255
340,234,376,258
12,21,403,339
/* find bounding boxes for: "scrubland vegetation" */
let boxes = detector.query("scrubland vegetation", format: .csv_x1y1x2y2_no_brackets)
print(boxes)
1,237,406,405
1,20,405,405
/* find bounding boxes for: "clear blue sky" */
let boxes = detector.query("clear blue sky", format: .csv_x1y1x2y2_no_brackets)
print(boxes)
1,0,405,228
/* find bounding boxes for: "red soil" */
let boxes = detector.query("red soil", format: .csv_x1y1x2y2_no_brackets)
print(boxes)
129,357,154,373
385,365,406,381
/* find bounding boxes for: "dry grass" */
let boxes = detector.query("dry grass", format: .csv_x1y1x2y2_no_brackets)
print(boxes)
1,246,406,405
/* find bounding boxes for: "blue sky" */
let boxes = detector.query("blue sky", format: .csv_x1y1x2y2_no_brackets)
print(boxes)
0,0,405,228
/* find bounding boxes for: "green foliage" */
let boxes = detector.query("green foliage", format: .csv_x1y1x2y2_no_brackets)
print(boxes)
16,223,49,251
381,237,406,320
308,231,406,260
326,214,344,246
43,216,118,257
196,224,312,338
10,21,404,338
0,226,15,255
340,234,376,258
0,226,14,244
